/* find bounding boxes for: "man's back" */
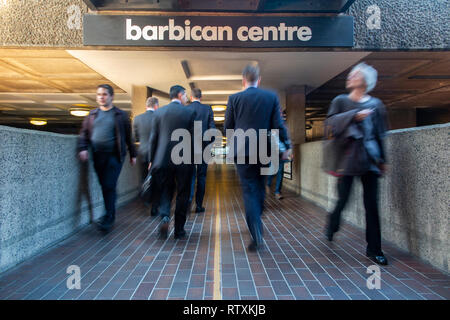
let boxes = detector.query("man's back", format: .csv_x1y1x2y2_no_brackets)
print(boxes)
148,102,196,170
133,110,155,160
226,87,278,131
225,87,291,160
187,101,215,133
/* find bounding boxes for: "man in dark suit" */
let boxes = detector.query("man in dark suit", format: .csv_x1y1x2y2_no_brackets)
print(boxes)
187,88,215,213
133,97,159,216
148,85,196,239
225,64,292,251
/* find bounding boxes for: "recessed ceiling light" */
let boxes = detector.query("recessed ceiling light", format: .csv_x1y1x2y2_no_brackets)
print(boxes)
202,90,237,95
70,108,90,117
212,105,227,112
214,116,225,122
189,75,242,81
44,100,88,104
0,100,36,104
30,119,47,126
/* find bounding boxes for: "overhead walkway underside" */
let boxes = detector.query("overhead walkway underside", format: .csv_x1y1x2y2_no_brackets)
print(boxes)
0,165,448,300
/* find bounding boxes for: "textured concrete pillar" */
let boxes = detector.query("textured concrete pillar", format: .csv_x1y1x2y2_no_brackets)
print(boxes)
284,85,306,194
131,85,152,119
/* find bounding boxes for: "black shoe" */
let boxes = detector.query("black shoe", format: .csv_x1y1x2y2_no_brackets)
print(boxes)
97,215,114,233
150,209,159,216
325,227,334,242
247,241,262,252
366,250,388,265
159,218,169,239
174,230,187,240
195,207,205,213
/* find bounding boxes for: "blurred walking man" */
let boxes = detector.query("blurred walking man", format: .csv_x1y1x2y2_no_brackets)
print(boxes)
134,97,159,216
187,88,215,214
324,62,389,265
225,64,292,251
148,85,196,239
78,84,137,233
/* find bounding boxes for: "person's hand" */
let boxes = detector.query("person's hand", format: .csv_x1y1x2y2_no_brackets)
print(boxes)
354,109,373,122
379,163,388,175
282,149,293,161
148,162,152,170
79,150,89,162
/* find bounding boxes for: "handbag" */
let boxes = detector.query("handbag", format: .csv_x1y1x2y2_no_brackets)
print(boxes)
140,170,157,204
321,121,346,176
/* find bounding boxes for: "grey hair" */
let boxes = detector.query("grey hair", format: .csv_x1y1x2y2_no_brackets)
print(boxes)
350,62,378,93
146,97,159,108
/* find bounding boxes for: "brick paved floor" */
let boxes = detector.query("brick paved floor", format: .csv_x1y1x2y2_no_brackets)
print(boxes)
0,164,448,300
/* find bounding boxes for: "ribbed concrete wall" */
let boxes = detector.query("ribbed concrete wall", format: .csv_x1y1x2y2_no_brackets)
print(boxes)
0,0,88,47
289,123,450,272
0,125,140,273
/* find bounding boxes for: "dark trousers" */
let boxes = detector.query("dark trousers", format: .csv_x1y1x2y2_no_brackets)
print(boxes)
236,163,265,245
158,164,194,235
267,158,286,194
189,162,208,209
328,172,382,255
93,152,123,222
140,159,159,215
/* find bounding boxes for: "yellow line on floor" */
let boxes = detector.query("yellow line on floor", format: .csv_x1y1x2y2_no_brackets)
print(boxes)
213,189,222,300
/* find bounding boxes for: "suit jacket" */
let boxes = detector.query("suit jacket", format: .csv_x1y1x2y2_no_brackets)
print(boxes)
148,101,197,171
133,109,155,162
224,87,291,162
187,101,215,133
187,100,216,153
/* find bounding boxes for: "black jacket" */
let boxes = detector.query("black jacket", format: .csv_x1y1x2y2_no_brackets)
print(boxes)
148,101,197,171
225,87,291,162
187,100,216,153
324,94,388,176
187,101,215,134
77,106,137,162
133,109,156,162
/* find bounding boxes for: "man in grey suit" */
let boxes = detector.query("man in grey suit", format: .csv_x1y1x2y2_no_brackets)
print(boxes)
133,97,159,216
148,85,196,239
187,88,215,214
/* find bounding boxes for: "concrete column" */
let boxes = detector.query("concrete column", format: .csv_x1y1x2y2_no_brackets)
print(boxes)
283,85,306,194
131,85,152,119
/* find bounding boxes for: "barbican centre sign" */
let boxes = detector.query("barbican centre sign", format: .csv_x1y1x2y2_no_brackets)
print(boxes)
84,15,353,47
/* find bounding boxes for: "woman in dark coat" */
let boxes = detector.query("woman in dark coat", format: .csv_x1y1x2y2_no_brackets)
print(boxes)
324,62,389,265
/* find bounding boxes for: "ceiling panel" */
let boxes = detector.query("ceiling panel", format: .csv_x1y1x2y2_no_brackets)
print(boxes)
51,80,124,93
189,59,257,76
2,57,98,75
197,80,243,91
364,59,431,78
308,52,450,112
413,60,450,76
0,80,61,92
0,65,24,79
